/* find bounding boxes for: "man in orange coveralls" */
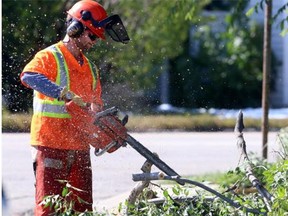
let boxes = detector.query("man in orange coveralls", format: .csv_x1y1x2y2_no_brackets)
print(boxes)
20,1,129,215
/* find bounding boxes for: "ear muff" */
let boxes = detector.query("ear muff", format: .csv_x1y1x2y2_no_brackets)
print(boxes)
81,10,102,28
66,19,85,38
66,11,95,38
81,10,93,22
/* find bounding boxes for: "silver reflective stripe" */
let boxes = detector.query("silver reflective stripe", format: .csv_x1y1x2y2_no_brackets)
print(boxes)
44,158,63,169
33,99,66,113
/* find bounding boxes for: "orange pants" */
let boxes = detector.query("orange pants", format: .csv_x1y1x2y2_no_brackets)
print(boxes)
33,146,93,215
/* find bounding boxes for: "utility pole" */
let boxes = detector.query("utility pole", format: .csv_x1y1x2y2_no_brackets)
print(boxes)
261,0,272,159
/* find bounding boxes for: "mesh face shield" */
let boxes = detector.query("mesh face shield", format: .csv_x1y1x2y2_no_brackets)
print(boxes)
101,15,130,44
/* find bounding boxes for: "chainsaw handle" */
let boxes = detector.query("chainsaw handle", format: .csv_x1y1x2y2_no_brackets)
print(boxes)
95,106,129,127
95,106,119,119
94,141,118,156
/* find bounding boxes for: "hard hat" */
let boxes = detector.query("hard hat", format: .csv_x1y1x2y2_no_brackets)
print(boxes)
67,0,107,40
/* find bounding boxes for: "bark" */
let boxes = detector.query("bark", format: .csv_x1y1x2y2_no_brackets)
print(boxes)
261,0,272,159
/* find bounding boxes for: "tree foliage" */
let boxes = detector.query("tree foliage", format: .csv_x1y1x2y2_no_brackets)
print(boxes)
2,0,71,112
246,0,288,36
91,0,209,88
2,0,286,112
2,0,207,112
170,0,278,109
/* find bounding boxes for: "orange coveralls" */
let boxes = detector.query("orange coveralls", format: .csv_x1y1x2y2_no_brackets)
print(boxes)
21,41,103,215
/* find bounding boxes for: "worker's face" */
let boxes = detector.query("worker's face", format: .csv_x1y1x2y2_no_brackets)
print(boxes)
75,29,98,51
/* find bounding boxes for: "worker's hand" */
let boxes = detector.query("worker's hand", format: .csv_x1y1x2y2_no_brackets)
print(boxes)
59,87,86,107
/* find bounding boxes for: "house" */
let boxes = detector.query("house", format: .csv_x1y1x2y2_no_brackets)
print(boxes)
188,0,288,108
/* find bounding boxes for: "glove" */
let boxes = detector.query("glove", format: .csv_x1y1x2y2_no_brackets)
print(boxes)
59,87,86,107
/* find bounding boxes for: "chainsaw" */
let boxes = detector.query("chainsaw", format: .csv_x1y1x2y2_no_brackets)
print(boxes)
92,106,181,180
92,107,272,214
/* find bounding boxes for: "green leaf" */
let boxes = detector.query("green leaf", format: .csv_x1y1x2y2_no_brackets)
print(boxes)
277,187,286,198
246,7,255,17
172,186,180,196
163,189,169,199
62,186,69,197
280,28,288,37
260,0,265,10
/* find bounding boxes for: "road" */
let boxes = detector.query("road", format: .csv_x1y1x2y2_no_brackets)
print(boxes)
2,131,281,215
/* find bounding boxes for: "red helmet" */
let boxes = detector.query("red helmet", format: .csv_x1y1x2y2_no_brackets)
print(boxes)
67,0,108,39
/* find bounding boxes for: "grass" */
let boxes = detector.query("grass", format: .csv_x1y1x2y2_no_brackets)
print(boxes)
161,171,232,187
189,172,234,184
2,112,31,132
2,110,288,133
126,114,287,132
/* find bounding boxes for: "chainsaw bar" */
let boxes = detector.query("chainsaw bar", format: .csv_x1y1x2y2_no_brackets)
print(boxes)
125,135,180,178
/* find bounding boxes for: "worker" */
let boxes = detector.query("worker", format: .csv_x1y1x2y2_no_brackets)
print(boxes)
20,0,129,215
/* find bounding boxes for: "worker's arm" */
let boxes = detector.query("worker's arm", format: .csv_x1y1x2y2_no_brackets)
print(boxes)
21,72,62,98
21,72,86,106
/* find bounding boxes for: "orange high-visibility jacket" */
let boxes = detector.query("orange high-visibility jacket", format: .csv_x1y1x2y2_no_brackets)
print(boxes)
21,41,103,150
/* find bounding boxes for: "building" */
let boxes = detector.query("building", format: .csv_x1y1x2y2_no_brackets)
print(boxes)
188,0,288,108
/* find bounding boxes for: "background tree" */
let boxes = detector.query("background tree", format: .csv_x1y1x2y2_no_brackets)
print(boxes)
170,1,277,109
3,0,285,113
2,0,207,112
261,0,272,159
2,0,71,112
246,0,288,159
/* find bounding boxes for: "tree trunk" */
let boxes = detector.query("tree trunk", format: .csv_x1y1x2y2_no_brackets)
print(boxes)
261,0,272,159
